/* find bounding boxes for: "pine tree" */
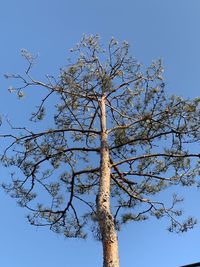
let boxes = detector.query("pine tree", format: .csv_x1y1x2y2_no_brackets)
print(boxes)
1,35,200,267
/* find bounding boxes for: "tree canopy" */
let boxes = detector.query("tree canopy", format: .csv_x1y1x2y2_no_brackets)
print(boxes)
1,34,200,266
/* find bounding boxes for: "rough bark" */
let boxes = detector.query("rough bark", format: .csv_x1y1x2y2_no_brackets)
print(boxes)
97,96,120,267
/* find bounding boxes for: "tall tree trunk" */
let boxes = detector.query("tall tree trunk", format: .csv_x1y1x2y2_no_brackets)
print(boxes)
97,96,120,267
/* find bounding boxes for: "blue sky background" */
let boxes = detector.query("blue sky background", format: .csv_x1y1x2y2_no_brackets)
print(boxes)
0,1,200,266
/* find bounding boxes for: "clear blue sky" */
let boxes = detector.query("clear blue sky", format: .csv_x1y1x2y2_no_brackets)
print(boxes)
0,1,200,266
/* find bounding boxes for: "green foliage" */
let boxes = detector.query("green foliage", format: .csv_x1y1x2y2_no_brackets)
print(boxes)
1,35,200,238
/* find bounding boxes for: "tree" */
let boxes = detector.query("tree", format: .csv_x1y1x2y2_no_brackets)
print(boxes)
1,34,200,267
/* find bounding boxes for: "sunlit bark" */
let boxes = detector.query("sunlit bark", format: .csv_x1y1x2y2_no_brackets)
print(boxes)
97,96,120,267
